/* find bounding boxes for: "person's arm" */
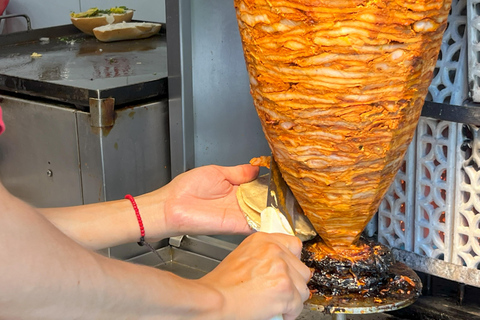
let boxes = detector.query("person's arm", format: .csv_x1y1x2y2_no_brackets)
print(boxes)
39,164,259,250
196,232,312,320
0,182,220,319
37,192,167,251
0,181,311,319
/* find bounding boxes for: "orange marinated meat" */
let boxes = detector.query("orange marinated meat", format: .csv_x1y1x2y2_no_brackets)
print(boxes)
235,0,451,250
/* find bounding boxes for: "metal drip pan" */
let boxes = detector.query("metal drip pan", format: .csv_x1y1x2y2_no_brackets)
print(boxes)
305,262,421,315
127,235,237,279
129,245,220,280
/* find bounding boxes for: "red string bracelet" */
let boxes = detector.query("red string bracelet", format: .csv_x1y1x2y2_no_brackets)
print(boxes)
125,194,165,263
125,194,164,263
125,194,146,246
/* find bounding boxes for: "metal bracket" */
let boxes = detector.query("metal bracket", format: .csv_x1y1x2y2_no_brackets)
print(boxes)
393,248,480,288
169,235,185,248
168,235,238,261
421,100,480,126
89,98,115,128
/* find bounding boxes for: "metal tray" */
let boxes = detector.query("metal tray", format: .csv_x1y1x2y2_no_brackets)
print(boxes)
129,246,220,279
127,235,237,279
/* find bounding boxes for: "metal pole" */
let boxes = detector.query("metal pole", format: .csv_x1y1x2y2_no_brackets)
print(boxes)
458,282,465,306
166,0,195,178
332,313,347,320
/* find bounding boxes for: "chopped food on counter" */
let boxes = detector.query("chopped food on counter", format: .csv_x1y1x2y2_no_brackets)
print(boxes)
70,6,134,36
70,6,132,18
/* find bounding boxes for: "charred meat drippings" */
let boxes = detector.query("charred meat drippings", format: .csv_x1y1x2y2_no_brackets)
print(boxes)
302,237,420,301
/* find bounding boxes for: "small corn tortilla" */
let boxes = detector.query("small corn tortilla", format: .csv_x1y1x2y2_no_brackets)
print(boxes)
240,174,269,211
236,174,269,230
237,174,317,241
237,191,261,230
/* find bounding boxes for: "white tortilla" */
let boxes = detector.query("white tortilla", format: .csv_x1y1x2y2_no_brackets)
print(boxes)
236,174,269,230
236,174,317,241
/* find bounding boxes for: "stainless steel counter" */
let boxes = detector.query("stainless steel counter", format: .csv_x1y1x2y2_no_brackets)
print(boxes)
0,23,167,109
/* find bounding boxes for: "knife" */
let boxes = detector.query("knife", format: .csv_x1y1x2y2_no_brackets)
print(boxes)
265,157,296,234
262,158,313,320
261,157,294,320
261,157,317,241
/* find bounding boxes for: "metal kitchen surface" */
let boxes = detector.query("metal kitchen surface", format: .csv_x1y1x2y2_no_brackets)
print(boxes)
0,24,167,109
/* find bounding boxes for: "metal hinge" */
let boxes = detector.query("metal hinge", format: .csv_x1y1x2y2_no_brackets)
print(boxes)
89,97,115,128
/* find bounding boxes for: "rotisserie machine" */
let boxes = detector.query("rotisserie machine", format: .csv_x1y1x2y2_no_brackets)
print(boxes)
0,1,479,319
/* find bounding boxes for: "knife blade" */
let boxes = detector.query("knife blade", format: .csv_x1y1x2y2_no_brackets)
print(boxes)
266,157,296,235
263,157,317,241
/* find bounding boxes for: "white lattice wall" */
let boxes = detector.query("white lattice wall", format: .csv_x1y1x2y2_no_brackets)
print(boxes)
454,124,480,268
378,0,480,283
378,141,416,252
468,0,480,102
414,119,458,261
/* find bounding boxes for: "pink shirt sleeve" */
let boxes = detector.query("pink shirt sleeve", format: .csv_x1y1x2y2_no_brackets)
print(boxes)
0,106,5,135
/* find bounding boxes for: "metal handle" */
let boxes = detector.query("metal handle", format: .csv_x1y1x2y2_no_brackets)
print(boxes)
0,13,32,31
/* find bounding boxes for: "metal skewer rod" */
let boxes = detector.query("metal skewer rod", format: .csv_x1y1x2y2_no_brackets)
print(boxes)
332,314,347,320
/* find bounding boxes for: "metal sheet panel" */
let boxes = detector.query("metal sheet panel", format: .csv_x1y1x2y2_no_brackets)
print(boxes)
76,100,171,260
0,95,170,260
166,0,270,172
0,95,83,207
166,0,195,177
0,97,171,206
76,100,171,204
190,0,270,166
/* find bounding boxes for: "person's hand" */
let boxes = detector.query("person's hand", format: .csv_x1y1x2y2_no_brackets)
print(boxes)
196,232,312,320
160,164,259,237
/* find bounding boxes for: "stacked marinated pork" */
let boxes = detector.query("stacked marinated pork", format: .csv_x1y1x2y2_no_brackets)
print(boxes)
235,0,451,250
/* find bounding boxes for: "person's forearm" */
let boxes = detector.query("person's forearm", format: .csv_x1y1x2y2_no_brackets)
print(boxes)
0,184,223,319
38,191,169,250
38,164,258,250
2,249,223,319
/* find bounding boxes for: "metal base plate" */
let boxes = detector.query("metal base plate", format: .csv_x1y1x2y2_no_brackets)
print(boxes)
305,262,422,315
